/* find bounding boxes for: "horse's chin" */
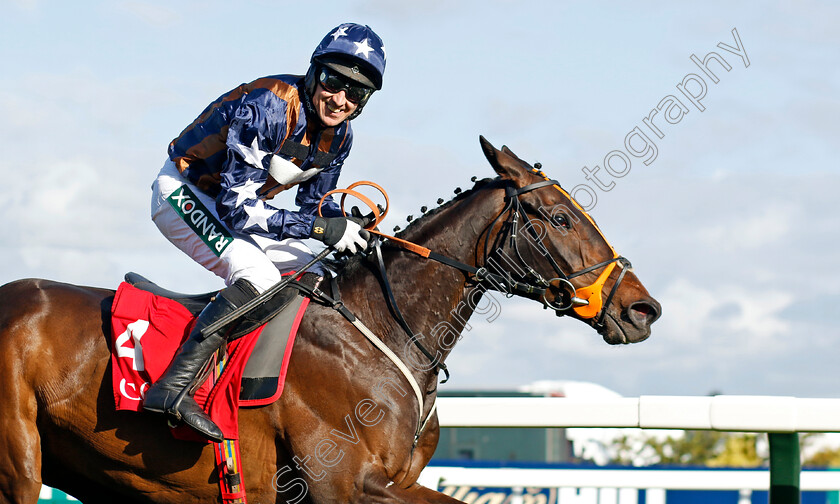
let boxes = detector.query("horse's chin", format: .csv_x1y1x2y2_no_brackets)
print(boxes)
597,312,651,345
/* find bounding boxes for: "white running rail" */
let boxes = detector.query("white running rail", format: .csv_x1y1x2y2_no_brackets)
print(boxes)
417,395,840,499
433,396,840,432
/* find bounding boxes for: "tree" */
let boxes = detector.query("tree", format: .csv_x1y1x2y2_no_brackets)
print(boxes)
802,434,840,468
707,434,763,467
804,447,840,467
599,431,766,467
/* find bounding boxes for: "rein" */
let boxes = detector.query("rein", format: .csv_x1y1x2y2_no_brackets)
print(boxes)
496,174,633,328
302,174,632,449
361,174,632,331
319,173,632,401
292,275,433,447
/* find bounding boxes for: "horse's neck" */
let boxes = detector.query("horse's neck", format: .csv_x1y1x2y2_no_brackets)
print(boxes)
336,185,502,380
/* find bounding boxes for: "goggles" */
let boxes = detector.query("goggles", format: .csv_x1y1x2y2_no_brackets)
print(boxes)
318,67,373,104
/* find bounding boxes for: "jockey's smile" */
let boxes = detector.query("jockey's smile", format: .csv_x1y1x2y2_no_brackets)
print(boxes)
313,82,359,127
144,23,386,443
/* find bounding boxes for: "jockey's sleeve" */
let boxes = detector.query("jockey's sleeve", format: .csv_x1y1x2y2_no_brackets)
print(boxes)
216,95,309,240
216,91,353,240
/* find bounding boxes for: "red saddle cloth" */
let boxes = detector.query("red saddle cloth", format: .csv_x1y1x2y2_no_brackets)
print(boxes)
109,282,302,441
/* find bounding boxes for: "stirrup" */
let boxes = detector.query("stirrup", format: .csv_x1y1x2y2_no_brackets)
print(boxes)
165,386,191,423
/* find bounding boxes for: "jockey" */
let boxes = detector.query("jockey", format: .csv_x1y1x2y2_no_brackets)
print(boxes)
143,23,386,442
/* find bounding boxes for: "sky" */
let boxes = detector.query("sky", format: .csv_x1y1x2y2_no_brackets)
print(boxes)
2,0,839,400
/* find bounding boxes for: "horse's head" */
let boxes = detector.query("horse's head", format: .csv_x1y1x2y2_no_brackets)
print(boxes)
478,136,661,344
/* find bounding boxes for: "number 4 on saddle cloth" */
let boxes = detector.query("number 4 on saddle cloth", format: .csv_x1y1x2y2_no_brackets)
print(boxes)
109,272,313,442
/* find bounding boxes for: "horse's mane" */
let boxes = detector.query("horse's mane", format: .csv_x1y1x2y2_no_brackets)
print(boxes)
326,176,501,277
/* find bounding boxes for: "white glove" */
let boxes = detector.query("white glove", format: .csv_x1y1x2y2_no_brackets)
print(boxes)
310,217,370,254
334,219,369,253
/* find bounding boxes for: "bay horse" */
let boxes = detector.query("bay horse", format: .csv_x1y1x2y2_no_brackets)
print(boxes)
0,137,660,504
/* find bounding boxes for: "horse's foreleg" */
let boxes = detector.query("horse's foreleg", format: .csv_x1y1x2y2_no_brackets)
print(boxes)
0,381,42,504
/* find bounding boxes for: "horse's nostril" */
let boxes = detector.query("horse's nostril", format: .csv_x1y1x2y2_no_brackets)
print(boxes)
629,300,661,326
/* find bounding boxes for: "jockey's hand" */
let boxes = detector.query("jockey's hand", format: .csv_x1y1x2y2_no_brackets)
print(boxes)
351,205,385,229
310,216,370,254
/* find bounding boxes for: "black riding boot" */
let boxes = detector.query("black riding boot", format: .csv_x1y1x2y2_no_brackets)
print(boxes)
143,279,258,442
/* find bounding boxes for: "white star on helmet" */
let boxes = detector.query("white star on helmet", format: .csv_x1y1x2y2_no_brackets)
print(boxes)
330,26,348,40
353,38,374,59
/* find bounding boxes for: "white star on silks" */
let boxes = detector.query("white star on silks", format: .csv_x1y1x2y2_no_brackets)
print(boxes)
242,201,277,233
354,38,374,59
230,178,263,207
234,136,270,170
331,26,348,40
381,44,386,61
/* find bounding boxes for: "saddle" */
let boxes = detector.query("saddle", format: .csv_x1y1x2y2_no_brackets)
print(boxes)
110,273,314,440
124,272,216,316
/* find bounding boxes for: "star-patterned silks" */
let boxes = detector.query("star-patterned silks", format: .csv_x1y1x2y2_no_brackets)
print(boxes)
242,201,277,232
354,38,374,59
234,136,271,169
230,178,263,207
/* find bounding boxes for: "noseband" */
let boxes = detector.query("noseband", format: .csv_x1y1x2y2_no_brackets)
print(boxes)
482,174,632,329
370,171,633,380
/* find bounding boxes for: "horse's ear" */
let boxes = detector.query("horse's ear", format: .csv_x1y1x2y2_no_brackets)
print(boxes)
479,135,531,185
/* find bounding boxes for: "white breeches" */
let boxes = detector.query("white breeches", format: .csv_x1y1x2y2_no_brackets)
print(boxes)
150,160,323,293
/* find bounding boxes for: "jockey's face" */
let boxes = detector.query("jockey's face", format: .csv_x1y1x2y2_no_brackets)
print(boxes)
313,83,359,127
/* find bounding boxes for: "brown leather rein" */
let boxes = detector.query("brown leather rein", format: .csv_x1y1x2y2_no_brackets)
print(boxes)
319,177,633,378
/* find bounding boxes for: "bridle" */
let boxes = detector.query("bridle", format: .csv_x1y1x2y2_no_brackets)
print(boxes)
361,170,633,379
481,172,633,328
297,173,636,448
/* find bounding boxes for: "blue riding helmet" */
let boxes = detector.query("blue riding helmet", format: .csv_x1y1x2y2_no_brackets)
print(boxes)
305,23,386,120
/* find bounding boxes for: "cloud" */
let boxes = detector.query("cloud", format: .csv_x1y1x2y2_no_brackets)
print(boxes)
441,168,840,396
5,159,148,247
3,0,840,402
694,204,798,251
656,278,793,348
351,0,456,20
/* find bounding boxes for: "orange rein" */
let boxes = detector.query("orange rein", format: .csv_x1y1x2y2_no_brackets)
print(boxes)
317,181,431,258
318,179,623,321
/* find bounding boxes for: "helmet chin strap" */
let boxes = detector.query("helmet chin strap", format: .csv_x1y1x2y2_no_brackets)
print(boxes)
301,72,317,117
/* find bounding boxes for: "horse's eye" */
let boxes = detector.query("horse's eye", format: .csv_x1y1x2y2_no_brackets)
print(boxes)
552,214,571,230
